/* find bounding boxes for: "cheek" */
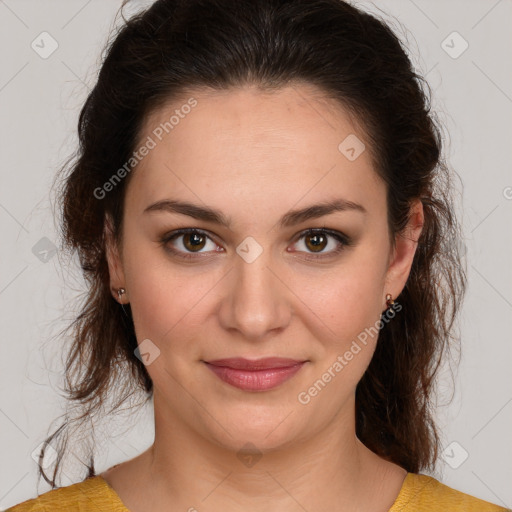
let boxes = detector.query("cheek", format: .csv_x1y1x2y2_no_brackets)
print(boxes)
126,262,202,342
301,259,387,382
295,276,385,406
309,263,384,340
122,235,220,354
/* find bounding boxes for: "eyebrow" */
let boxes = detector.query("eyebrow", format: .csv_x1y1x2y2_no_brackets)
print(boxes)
143,197,367,229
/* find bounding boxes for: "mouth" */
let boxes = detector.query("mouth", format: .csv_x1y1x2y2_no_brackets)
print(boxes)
202,357,308,391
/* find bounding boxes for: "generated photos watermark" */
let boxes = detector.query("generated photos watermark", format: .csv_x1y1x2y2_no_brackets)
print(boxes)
93,97,198,200
297,300,402,405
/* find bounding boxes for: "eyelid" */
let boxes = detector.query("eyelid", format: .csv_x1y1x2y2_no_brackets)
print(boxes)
161,228,222,259
290,227,352,259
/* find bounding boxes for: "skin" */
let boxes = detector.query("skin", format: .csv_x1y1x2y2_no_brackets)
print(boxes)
102,83,423,512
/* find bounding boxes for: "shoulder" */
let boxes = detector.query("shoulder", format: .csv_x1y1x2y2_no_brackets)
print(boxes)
390,472,511,512
6,475,128,512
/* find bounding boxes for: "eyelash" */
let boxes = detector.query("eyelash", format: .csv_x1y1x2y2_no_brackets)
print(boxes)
159,227,353,262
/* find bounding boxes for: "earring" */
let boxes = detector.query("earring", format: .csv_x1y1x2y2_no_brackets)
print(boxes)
385,293,394,309
116,287,129,318
117,288,126,302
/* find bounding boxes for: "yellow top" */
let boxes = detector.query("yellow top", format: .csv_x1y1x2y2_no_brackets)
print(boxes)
6,472,510,511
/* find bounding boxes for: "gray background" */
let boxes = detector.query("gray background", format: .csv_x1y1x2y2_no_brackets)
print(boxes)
1,0,511,509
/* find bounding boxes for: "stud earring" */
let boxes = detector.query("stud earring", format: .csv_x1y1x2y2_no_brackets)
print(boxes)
117,288,126,302
116,288,129,318
385,293,394,309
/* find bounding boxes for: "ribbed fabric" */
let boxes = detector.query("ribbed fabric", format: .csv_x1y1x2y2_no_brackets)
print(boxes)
388,473,510,511
6,475,128,511
7,472,510,511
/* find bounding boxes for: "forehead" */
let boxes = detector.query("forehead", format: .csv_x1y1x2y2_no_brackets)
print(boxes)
127,83,385,222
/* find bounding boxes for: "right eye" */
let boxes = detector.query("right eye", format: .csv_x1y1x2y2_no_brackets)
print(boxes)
160,228,223,260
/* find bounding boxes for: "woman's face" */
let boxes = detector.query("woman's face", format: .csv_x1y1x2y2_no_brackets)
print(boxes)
106,83,422,452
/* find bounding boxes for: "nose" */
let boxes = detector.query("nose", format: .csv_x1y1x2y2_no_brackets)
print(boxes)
217,244,292,341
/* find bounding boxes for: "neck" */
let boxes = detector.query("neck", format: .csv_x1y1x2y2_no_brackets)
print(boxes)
133,390,403,512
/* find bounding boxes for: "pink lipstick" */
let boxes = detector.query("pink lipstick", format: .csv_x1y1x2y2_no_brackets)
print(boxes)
203,357,306,391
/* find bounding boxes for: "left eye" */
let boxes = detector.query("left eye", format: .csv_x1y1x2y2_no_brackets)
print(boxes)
291,228,347,256
161,228,350,260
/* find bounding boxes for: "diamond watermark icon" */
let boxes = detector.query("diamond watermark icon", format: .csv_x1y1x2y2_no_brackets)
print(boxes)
236,442,263,468
31,441,58,470
338,134,366,161
441,441,469,469
236,236,263,263
134,338,161,366
32,237,57,263
31,31,59,59
441,31,468,59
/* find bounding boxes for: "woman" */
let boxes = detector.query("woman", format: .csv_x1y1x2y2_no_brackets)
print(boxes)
7,0,509,510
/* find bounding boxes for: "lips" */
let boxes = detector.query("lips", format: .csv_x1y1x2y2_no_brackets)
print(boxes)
203,357,308,391
204,357,306,370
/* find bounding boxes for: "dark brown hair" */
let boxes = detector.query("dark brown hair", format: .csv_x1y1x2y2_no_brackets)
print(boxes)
40,0,466,487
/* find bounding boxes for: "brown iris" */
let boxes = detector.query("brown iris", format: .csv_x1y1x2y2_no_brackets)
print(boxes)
304,232,328,252
183,232,207,252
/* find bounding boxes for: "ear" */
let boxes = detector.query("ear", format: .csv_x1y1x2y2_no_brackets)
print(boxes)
104,214,127,302
383,199,424,307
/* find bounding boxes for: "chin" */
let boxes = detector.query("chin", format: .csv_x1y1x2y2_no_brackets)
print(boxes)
212,427,296,457
200,405,303,454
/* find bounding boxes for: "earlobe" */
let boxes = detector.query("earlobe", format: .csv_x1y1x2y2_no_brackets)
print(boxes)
383,199,424,303
104,215,127,302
